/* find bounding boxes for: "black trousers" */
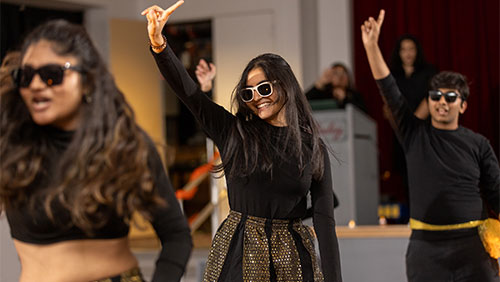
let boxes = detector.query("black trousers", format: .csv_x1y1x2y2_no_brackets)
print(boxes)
406,230,499,282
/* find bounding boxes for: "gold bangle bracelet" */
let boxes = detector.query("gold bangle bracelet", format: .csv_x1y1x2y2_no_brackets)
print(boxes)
150,34,167,52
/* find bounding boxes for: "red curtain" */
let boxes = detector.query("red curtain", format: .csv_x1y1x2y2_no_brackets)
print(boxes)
352,0,499,198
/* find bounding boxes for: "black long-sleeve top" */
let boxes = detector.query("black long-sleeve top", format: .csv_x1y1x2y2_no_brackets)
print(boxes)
152,45,342,282
5,126,192,282
376,74,500,229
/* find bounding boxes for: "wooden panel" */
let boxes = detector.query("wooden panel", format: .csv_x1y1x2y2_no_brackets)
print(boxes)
336,225,411,238
110,18,166,239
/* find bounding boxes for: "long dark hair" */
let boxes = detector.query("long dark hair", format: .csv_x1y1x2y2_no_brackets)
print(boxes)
216,53,325,180
0,20,164,232
390,34,429,76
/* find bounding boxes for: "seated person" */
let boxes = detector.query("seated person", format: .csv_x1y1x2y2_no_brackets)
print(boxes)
306,62,367,112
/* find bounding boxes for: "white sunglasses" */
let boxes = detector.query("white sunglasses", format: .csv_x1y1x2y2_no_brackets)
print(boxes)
240,80,277,102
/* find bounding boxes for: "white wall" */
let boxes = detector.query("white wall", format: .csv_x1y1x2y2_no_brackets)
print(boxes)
0,215,20,282
301,0,319,89
84,7,110,62
301,0,353,89
317,0,353,76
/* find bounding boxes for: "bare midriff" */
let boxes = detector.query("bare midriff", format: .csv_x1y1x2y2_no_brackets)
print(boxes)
14,237,138,282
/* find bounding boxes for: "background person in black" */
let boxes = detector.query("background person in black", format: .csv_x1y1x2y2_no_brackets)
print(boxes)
0,20,192,282
386,36,437,218
389,34,437,120
306,62,367,113
143,1,342,281
361,10,500,282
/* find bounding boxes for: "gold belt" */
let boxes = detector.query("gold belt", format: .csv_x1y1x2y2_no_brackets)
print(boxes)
94,267,144,282
410,218,500,260
409,218,484,231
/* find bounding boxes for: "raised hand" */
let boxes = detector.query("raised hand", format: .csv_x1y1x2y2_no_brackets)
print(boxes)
360,9,390,80
141,1,184,51
361,9,385,48
332,87,347,102
315,67,335,90
195,59,216,93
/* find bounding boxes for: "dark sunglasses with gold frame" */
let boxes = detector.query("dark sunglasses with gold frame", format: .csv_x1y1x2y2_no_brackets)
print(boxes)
12,62,84,88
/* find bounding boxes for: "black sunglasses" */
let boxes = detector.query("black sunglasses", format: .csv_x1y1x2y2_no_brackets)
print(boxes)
240,80,277,102
428,90,462,103
12,62,84,88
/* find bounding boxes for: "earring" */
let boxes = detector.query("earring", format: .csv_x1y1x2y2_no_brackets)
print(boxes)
83,93,92,103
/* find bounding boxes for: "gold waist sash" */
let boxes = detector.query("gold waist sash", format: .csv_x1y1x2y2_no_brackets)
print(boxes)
409,218,484,231
410,218,500,260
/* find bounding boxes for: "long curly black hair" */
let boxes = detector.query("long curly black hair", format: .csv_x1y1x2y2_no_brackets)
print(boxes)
0,20,164,232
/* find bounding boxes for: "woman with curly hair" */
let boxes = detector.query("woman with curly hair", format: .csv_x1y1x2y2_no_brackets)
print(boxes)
0,19,191,282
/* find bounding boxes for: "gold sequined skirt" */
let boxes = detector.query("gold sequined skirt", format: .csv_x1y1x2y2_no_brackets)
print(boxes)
94,267,144,282
203,210,324,282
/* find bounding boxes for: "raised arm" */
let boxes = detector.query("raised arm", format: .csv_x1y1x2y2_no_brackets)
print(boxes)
142,2,234,146
361,10,419,148
360,10,390,80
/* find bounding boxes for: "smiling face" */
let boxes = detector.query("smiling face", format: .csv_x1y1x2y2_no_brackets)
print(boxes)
244,67,286,126
428,87,467,130
19,40,84,130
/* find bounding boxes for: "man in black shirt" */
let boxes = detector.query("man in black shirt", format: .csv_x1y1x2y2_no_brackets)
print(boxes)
361,10,500,281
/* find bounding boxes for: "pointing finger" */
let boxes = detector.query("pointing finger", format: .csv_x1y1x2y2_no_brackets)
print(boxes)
377,9,385,26
163,0,184,20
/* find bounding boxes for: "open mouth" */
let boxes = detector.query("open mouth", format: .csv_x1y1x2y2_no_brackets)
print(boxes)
31,97,51,111
436,107,448,115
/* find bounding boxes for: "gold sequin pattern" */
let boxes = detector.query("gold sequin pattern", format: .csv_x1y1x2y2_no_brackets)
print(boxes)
243,215,271,281
293,223,325,282
203,210,242,282
478,218,500,259
94,267,144,282
269,219,303,281
203,210,326,282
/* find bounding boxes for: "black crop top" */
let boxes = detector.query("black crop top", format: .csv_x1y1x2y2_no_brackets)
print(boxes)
5,126,192,281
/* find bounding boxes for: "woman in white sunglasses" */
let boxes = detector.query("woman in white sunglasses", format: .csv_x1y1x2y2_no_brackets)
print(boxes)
143,1,342,281
0,19,192,282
